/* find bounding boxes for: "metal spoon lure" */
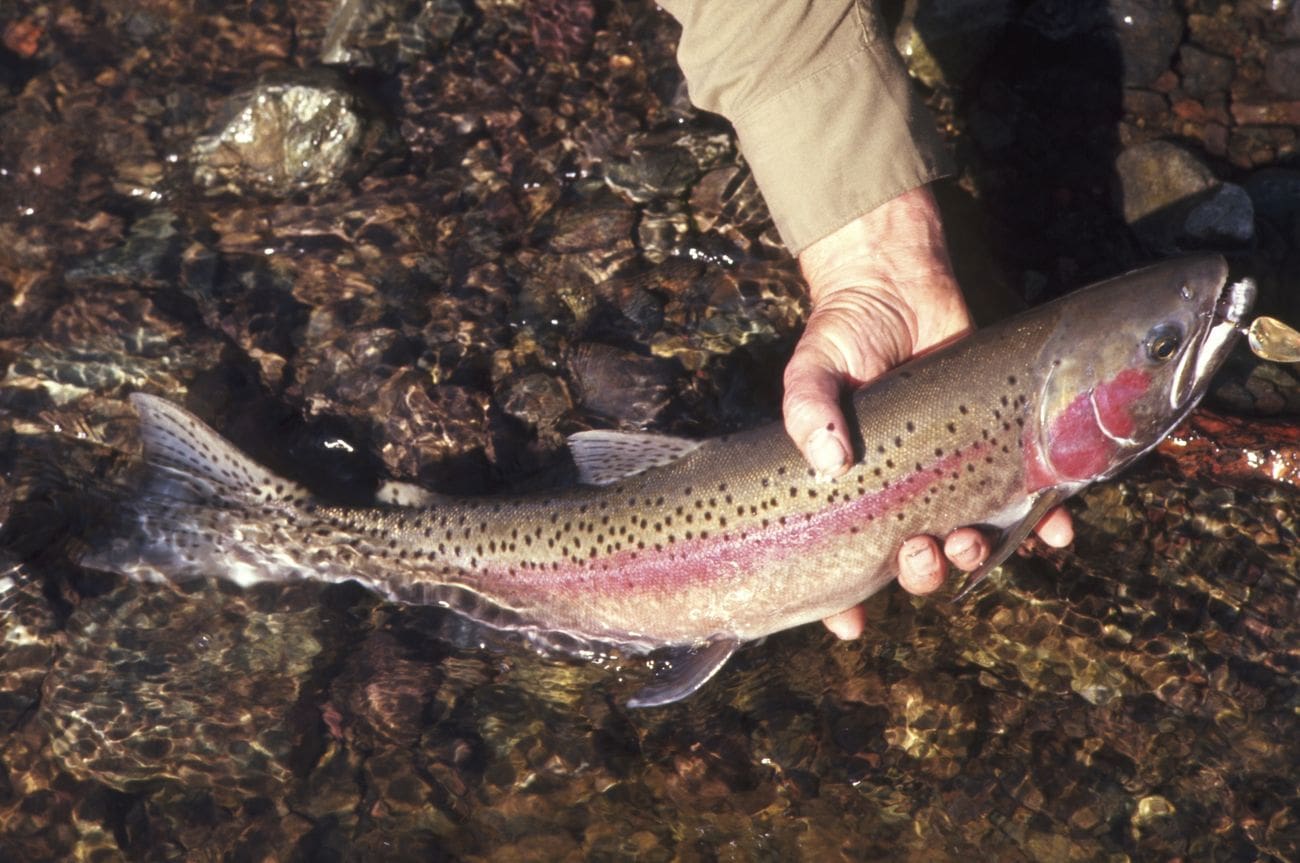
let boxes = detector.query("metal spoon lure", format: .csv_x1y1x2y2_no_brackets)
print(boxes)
1245,316,1300,363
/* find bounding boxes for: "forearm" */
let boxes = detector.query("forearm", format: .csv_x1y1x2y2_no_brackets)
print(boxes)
657,0,953,255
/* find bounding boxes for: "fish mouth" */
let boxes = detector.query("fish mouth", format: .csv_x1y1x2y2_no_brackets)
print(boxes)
1215,276,1256,327
1175,276,1256,409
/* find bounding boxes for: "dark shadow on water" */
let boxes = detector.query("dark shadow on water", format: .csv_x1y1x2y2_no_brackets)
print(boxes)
891,0,1138,313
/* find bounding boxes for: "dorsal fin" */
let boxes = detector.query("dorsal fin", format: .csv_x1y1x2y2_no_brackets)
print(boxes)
129,393,309,507
566,430,702,486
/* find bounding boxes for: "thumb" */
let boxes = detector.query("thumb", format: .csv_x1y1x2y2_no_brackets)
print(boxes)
782,343,853,479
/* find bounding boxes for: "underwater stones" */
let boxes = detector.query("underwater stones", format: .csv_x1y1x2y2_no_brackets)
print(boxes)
565,342,675,425
604,128,727,204
319,0,468,70
636,200,691,262
1157,412,1300,489
1109,0,1185,88
1114,140,1255,249
39,582,322,805
1177,44,1234,100
1182,183,1255,244
372,377,496,483
1265,43,1300,100
893,0,1014,90
191,69,387,198
328,631,442,748
499,372,572,429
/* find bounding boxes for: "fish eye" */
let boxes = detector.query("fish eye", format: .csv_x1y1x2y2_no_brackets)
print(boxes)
1146,325,1182,362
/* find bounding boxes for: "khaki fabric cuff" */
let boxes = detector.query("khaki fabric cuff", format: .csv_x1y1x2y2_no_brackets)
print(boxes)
730,41,954,256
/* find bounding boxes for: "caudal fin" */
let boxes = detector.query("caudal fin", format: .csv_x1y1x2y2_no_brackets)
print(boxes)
128,393,310,508
81,394,314,585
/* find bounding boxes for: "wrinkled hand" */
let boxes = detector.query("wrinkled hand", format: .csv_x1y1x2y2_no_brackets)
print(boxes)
785,185,1073,640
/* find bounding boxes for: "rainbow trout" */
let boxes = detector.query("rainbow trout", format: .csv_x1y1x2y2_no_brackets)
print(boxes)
84,255,1253,706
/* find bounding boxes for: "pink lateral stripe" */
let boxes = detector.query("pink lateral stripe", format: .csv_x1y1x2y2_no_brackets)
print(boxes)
496,442,994,596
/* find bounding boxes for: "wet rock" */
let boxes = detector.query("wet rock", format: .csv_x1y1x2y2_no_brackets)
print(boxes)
590,266,666,337
0,556,60,730
1211,359,1300,416
1182,183,1255,245
328,630,442,748
40,582,323,805
1114,140,1250,249
894,0,1014,89
605,130,704,204
566,342,676,426
1157,412,1300,488
1018,0,1179,88
1264,43,1300,99
1122,88,1168,119
1178,44,1234,99
1186,9,1247,58
1110,0,1185,88
1227,98,1300,127
499,372,572,429
320,0,468,70
63,211,184,286
689,164,769,238
191,69,389,198
636,200,691,263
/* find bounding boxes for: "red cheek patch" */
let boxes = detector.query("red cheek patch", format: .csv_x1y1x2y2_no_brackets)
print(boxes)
1046,391,1115,480
1093,368,1150,439
1029,368,1153,485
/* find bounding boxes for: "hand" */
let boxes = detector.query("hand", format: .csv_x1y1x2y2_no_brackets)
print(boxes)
784,185,1073,640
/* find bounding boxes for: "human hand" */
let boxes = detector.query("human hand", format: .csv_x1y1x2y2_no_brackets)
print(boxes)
784,185,1073,639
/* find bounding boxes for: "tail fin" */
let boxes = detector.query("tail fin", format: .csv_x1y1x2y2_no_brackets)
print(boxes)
81,394,315,585
128,393,310,508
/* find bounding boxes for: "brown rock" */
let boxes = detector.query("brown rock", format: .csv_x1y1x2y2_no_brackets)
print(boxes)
1230,100,1300,126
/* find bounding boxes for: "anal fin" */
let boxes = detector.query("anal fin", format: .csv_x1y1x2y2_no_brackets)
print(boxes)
626,637,739,708
952,489,1070,602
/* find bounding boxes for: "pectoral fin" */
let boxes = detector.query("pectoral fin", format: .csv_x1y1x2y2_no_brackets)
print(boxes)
626,637,739,708
952,489,1070,602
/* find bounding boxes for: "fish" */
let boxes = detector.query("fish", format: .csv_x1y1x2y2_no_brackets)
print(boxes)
82,254,1254,707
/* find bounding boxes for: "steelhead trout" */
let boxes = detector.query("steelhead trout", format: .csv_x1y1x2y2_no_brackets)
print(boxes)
84,255,1254,706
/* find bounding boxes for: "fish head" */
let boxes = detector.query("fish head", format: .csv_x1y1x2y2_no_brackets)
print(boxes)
1026,255,1254,489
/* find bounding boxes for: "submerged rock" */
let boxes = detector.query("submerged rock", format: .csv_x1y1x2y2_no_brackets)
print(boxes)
1182,183,1255,245
191,69,391,198
1265,43,1300,100
1177,44,1234,99
894,0,1014,90
566,342,676,426
1114,140,1254,249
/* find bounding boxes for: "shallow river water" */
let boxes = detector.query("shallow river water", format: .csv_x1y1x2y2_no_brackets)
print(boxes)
2,0,1300,859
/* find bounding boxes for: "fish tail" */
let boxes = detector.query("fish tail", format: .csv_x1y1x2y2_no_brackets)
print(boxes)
81,393,318,586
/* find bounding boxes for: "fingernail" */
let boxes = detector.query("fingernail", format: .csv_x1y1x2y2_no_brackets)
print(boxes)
947,534,975,559
904,541,938,573
807,427,849,480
